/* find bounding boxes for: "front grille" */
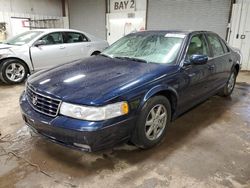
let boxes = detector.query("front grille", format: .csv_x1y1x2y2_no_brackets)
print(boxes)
26,86,61,117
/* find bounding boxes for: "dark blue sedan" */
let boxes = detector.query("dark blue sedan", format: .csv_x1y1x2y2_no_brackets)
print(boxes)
20,30,241,152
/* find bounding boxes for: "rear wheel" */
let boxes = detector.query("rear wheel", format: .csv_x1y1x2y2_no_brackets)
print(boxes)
132,96,171,149
218,69,237,97
0,59,28,84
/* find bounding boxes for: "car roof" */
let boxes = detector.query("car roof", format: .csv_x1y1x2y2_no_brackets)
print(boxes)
31,28,86,34
131,30,213,36
27,28,104,42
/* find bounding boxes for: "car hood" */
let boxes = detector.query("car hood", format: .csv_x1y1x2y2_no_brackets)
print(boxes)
28,56,178,105
0,43,15,50
0,44,24,55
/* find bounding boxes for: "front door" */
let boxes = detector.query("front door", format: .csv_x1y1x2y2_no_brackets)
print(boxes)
178,33,214,112
30,32,66,70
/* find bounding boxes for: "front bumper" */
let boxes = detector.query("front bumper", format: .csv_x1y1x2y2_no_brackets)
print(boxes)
19,92,136,152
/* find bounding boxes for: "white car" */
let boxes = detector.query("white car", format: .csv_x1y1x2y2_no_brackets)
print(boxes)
0,29,109,84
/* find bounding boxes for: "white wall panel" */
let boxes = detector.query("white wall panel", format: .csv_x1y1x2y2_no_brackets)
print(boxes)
0,11,66,38
0,0,62,16
229,0,250,70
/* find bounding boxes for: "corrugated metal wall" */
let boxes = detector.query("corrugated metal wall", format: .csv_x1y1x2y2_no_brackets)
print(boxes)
68,0,106,39
147,0,231,39
0,12,66,39
0,0,62,16
0,0,66,39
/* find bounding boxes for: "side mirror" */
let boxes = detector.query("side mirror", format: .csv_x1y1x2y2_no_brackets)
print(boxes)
34,40,46,47
190,54,208,65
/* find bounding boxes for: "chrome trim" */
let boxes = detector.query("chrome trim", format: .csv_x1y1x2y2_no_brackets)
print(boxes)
27,85,61,102
26,85,62,117
207,52,231,61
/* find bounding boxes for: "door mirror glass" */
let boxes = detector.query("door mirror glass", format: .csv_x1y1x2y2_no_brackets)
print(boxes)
34,40,46,47
190,54,208,65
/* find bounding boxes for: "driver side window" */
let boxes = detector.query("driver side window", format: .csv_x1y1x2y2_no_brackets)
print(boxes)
40,32,63,45
186,34,209,60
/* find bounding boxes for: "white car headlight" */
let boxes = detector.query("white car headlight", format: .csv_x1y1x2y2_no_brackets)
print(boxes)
60,101,129,121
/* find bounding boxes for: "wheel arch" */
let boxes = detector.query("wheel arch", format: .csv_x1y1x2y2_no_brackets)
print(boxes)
234,64,240,75
140,85,179,120
0,57,31,74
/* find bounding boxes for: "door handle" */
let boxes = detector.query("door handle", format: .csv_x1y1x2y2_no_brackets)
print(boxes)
86,44,91,47
59,46,65,49
229,59,232,62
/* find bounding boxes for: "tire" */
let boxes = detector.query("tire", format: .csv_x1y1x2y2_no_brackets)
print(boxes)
0,59,28,84
131,95,171,149
218,68,237,97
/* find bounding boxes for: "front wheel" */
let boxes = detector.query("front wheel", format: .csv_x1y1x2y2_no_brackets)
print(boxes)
0,59,28,84
218,69,237,97
131,96,171,149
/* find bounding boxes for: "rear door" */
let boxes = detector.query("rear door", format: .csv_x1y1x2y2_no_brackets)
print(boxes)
30,32,66,70
178,33,214,111
206,33,233,89
62,32,91,62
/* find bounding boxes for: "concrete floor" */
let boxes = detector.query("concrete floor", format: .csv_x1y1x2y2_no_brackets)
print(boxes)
0,72,249,188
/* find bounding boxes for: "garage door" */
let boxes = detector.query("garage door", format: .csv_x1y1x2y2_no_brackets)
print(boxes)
68,0,106,39
147,0,231,39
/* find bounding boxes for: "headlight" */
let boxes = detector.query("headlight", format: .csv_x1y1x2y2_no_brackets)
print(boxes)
60,101,129,121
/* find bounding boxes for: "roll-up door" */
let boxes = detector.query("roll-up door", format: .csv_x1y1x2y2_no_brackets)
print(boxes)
147,0,231,39
68,0,106,39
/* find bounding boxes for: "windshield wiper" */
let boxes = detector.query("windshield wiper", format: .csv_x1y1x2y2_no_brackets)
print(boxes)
115,56,148,63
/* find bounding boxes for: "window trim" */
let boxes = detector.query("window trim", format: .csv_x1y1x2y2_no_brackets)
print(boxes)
219,38,230,53
32,32,64,46
63,32,90,44
184,32,212,61
205,33,227,58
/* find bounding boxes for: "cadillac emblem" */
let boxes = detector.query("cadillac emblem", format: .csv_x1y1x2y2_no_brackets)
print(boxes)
32,95,38,105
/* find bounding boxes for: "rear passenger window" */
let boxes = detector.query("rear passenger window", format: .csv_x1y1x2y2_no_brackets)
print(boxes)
207,34,225,57
41,32,63,45
64,32,89,43
220,39,230,53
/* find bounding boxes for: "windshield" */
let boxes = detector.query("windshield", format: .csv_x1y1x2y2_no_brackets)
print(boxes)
4,31,43,45
102,33,185,64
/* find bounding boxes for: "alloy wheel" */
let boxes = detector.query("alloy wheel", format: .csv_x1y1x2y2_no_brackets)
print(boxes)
5,62,25,82
227,73,235,93
145,104,167,141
